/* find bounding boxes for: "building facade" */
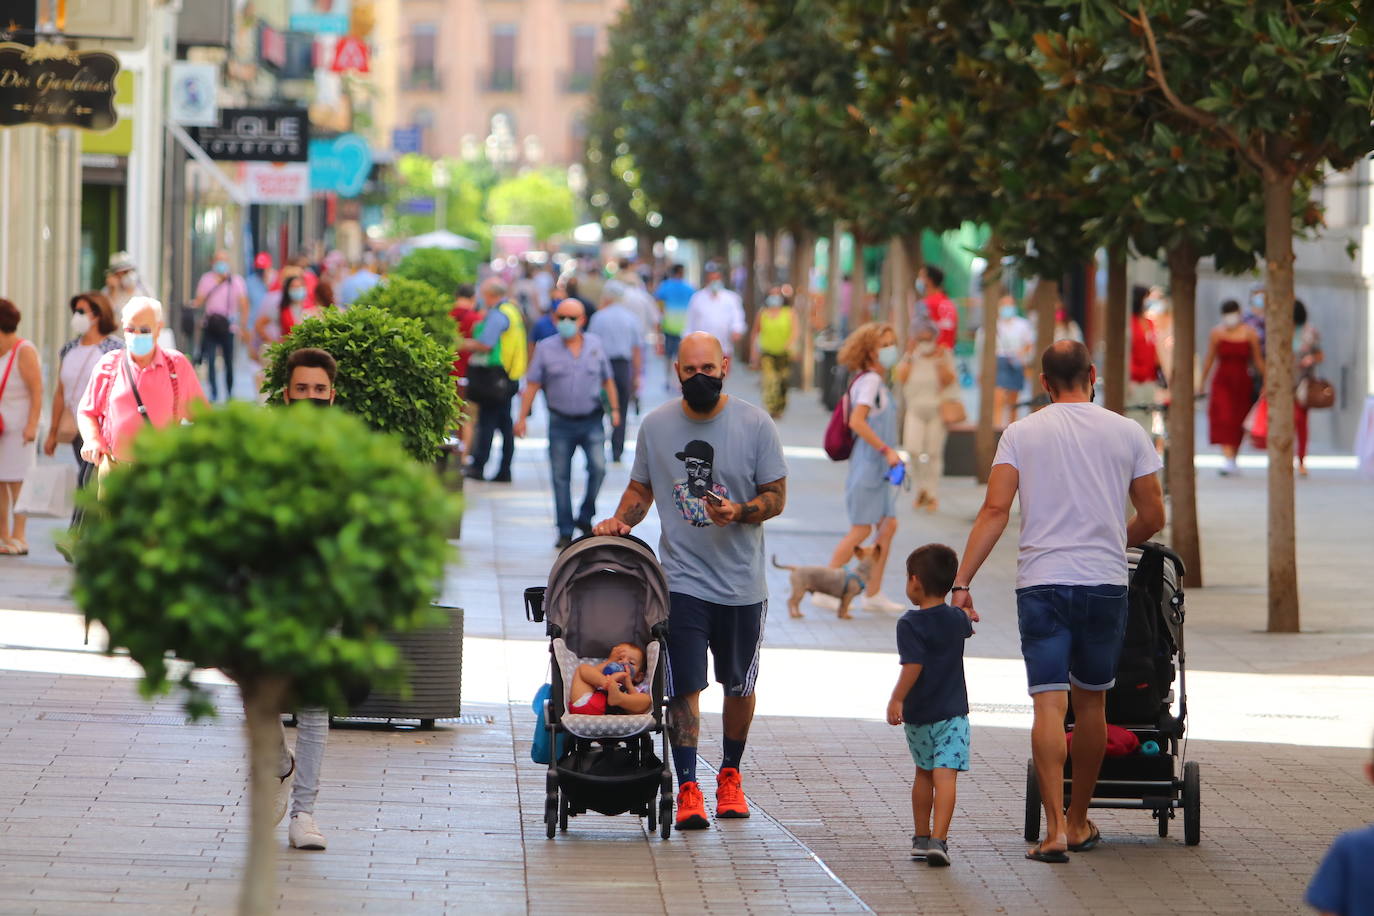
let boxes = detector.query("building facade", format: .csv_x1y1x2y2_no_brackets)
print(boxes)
378,0,622,166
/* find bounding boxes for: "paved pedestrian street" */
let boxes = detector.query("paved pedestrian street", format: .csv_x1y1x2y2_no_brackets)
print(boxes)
2,368,1371,914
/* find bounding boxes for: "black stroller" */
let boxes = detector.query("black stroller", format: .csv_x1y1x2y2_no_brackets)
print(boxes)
1025,542,1201,845
524,535,674,839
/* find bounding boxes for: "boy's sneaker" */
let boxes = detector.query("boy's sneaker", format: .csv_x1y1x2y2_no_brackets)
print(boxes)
911,835,930,859
288,813,327,850
675,781,709,830
926,837,951,867
715,767,750,819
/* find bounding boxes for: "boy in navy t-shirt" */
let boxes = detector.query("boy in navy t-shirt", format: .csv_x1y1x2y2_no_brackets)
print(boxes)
1306,736,1374,916
886,543,974,868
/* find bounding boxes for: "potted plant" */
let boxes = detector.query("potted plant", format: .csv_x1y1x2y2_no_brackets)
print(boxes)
392,246,476,299
73,404,453,916
262,306,466,724
352,276,459,348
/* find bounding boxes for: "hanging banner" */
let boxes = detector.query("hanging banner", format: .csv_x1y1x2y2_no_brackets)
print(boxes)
239,162,311,204
0,42,119,130
169,62,219,127
309,132,372,197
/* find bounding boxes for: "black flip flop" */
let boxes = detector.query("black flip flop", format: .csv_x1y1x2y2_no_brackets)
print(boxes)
1025,842,1070,864
1068,822,1102,853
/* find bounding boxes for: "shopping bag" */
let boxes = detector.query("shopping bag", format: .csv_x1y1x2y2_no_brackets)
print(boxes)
1243,397,1269,450
13,463,76,518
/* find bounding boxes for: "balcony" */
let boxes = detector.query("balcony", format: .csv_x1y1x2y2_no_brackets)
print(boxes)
482,68,521,93
405,68,442,91
562,69,595,94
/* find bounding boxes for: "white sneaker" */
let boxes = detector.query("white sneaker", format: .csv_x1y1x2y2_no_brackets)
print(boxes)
864,594,907,614
809,593,840,611
273,754,295,826
288,812,327,850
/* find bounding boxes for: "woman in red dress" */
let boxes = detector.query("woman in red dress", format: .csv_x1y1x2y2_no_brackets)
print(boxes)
1201,299,1264,475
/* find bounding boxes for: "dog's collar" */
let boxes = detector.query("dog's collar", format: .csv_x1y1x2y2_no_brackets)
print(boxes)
841,564,867,594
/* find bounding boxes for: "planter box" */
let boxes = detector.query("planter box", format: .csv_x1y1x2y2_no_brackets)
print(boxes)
340,604,463,728
435,437,464,539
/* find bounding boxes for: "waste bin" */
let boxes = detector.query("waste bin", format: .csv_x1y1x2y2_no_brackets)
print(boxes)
815,332,845,410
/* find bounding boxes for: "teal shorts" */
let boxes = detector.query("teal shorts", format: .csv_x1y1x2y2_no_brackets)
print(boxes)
904,715,970,771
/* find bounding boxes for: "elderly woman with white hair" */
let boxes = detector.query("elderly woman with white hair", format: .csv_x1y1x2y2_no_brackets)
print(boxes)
77,297,207,475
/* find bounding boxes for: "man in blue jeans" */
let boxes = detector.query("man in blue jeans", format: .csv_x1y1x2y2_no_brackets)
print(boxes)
951,340,1164,863
515,298,620,549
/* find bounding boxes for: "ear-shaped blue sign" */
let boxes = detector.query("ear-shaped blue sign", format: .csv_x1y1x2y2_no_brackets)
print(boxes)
309,133,373,197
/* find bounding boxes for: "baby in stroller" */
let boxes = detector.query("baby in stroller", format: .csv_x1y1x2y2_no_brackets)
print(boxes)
569,642,652,715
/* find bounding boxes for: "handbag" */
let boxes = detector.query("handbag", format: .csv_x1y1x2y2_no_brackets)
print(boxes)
823,375,860,461
1244,397,1269,449
466,362,514,405
0,338,22,434
56,345,102,445
1298,376,1335,410
14,463,76,518
939,396,967,426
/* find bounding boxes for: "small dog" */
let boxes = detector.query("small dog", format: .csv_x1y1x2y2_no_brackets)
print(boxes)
772,544,882,620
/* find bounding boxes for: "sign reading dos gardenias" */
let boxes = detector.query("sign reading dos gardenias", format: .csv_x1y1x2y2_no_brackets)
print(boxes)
0,43,119,130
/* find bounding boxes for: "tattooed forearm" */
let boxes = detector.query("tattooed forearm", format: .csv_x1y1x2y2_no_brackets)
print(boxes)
737,479,786,524
615,480,654,527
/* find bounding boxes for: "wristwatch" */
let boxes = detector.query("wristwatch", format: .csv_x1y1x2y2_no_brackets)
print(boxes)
950,585,970,593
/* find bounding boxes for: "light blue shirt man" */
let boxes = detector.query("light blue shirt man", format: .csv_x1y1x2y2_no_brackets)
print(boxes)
338,268,381,306
587,301,646,361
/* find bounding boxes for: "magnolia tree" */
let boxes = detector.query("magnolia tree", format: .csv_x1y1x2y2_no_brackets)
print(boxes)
1060,0,1374,629
73,404,453,915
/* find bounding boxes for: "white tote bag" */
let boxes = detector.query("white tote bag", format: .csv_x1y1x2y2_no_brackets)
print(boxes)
13,463,77,518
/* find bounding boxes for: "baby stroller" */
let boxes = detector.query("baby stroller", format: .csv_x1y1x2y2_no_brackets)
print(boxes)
1025,542,1201,845
524,535,674,839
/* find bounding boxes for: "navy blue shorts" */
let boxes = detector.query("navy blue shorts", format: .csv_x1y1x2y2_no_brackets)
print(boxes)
665,592,766,698
1016,584,1128,695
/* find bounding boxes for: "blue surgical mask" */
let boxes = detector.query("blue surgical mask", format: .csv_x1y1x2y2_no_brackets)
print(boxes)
999,304,1018,319
709,279,723,293
1250,293,1264,311
557,317,579,340
765,294,783,308
289,286,306,303
878,344,900,369
128,332,155,357
915,278,927,295
213,260,230,275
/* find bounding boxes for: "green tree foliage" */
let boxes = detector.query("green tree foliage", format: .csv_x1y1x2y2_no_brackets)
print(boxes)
391,248,476,301
73,402,451,914
262,306,460,462
385,154,493,251
353,276,457,346
485,169,578,241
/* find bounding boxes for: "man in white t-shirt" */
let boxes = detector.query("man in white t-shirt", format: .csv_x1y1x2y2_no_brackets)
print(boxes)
685,262,746,353
951,340,1164,864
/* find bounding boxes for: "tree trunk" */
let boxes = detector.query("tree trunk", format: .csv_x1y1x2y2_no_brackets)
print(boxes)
1032,278,1059,402
793,228,816,390
887,238,908,347
901,231,925,282
743,233,760,336
1263,176,1299,632
1166,243,1203,587
1104,248,1128,414
238,675,291,916
826,221,843,331
852,229,868,326
975,236,1004,482
761,231,776,294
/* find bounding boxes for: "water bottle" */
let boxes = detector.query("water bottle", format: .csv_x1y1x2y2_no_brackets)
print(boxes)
886,463,906,486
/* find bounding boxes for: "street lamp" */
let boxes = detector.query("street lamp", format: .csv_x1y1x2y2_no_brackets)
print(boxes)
432,161,449,233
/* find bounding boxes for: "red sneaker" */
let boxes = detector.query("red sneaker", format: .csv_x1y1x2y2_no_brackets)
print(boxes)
675,781,709,830
715,767,750,819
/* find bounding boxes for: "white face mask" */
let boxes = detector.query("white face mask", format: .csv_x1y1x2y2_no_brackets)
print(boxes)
120,273,137,292
70,312,92,336
1222,313,1242,329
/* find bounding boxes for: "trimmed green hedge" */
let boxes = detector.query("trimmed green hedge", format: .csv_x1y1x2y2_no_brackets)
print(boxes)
392,247,476,299
353,276,456,345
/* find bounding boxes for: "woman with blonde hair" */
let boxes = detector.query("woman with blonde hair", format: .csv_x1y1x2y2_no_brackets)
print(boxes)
815,322,906,614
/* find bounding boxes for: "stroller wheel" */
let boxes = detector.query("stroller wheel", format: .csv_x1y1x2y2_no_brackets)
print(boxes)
647,802,656,832
544,793,558,840
559,794,570,832
1023,759,1042,843
1157,807,1170,837
1183,761,1201,846
659,795,672,840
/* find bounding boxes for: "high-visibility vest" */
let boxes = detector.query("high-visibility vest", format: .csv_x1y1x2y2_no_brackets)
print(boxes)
478,301,527,380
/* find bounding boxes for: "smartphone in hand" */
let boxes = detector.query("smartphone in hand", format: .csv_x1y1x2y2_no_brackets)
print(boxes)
702,489,726,505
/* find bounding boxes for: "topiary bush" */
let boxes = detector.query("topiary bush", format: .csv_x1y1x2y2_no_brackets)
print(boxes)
262,305,460,462
352,275,457,345
392,246,476,299
72,402,453,915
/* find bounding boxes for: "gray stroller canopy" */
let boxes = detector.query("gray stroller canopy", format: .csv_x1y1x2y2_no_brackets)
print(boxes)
544,536,670,659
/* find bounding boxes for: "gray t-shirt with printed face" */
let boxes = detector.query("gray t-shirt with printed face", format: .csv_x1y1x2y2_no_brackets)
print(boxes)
631,395,788,605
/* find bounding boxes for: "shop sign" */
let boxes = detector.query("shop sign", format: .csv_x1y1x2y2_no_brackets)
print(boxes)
401,197,435,215
330,36,368,73
0,42,118,130
259,25,286,71
169,62,218,127
240,161,310,204
309,132,372,197
392,126,422,154
192,107,309,162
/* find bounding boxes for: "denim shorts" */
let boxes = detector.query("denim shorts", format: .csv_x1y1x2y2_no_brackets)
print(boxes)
1016,584,1129,695
904,715,970,771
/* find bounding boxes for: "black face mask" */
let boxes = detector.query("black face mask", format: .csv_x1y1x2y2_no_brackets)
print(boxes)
680,372,723,412
306,397,333,408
